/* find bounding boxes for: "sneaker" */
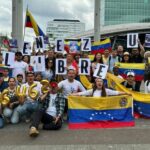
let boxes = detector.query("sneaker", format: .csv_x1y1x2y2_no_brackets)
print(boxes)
29,127,39,137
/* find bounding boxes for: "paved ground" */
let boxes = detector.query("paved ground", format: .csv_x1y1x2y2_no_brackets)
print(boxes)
0,118,150,150
0,82,148,149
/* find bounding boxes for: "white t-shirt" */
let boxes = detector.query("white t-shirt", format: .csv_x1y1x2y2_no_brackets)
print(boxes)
12,61,28,82
21,81,42,102
46,93,57,117
77,88,119,97
145,80,150,93
58,79,86,98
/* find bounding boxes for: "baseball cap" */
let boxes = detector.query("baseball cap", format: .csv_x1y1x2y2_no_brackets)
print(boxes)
50,81,58,88
123,52,129,56
26,71,35,75
127,72,135,77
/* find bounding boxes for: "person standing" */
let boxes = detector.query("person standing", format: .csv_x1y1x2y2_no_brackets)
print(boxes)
12,52,29,82
121,72,139,92
144,72,150,94
58,69,86,113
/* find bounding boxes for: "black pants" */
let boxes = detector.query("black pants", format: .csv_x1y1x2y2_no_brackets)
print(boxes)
30,109,62,130
64,98,68,113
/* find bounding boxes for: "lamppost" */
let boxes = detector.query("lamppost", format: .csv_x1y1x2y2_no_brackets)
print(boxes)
94,0,101,42
12,0,23,51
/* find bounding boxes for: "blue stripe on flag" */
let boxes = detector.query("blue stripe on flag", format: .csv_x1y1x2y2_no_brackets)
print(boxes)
69,108,133,123
91,43,111,51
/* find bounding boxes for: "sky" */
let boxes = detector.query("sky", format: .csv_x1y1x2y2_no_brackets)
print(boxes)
0,0,94,41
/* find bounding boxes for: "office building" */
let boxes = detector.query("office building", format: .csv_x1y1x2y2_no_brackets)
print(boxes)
101,0,150,26
46,19,85,43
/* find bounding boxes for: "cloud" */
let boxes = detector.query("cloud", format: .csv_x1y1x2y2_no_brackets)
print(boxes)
23,0,94,30
0,0,94,42
0,0,12,35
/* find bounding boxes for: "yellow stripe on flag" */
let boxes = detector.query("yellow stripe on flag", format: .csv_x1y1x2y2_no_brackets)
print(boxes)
64,41,81,46
115,62,145,70
88,55,95,61
68,95,132,110
107,73,150,103
80,75,92,89
92,38,111,46
27,10,39,36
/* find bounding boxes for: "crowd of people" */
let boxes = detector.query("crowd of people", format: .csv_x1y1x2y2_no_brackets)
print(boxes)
0,42,150,137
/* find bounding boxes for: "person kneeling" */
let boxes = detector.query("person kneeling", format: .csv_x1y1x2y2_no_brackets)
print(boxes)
29,81,65,137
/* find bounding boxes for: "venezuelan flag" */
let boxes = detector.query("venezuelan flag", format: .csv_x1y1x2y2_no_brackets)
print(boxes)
25,10,45,37
107,73,150,118
115,62,145,81
133,92,150,118
68,95,134,129
91,38,111,54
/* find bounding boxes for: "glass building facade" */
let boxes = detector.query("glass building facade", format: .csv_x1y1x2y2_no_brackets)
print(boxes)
103,0,150,26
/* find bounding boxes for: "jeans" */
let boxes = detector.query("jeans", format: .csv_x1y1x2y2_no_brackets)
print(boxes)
3,107,13,118
3,107,19,124
0,115,4,128
11,101,39,124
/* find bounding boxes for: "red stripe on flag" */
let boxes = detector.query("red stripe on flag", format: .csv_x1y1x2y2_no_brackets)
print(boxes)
69,121,135,129
91,47,112,54
26,22,32,28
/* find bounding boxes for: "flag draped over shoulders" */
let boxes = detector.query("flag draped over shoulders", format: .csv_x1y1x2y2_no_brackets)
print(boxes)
107,73,150,118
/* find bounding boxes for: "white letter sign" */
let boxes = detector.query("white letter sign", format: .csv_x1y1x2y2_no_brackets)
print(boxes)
30,56,45,72
35,36,45,50
79,58,91,75
93,63,108,79
55,39,64,53
55,59,67,75
127,33,138,48
81,38,91,51
2,51,15,68
23,42,31,55
145,34,150,48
